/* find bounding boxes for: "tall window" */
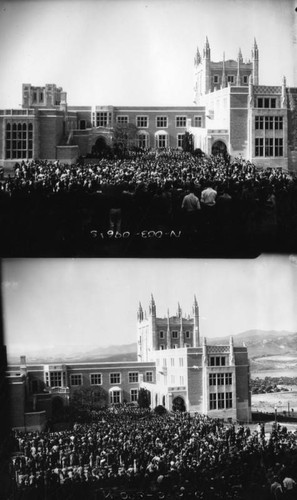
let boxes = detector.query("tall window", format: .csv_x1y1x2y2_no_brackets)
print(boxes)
110,373,121,384
176,116,187,127
159,331,165,339
275,138,283,156
210,393,217,410
194,116,202,127
255,116,264,130
255,138,264,157
227,75,235,84
138,134,148,148
265,116,274,130
110,390,121,404
265,138,274,157
6,122,33,160
172,331,178,339
145,372,153,382
128,372,139,383
179,358,184,367
136,116,148,128
185,331,190,339
70,374,82,386
225,373,232,385
90,373,102,385
156,116,168,128
217,374,225,386
218,393,225,409
226,392,233,408
156,134,168,148
50,372,62,387
177,134,185,148
209,374,216,386
275,116,283,130
130,389,138,402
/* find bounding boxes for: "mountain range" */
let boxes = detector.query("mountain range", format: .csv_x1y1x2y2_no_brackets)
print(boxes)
6,330,297,364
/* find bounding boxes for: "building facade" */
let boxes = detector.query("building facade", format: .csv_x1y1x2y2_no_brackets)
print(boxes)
7,295,251,430
0,38,296,172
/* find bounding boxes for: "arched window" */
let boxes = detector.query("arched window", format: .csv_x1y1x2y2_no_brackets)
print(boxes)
155,130,169,149
137,130,149,149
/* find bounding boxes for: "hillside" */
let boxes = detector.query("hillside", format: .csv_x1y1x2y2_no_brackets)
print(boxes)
6,330,297,364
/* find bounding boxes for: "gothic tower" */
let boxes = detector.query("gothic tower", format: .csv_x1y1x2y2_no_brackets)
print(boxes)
192,295,200,347
252,38,259,85
202,37,211,95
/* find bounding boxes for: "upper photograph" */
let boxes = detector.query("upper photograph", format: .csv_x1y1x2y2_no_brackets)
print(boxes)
0,0,296,257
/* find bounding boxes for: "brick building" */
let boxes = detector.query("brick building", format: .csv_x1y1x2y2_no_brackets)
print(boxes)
0,38,296,172
7,295,251,430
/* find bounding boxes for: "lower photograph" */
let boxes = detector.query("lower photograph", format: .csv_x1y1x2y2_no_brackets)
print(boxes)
1,256,297,499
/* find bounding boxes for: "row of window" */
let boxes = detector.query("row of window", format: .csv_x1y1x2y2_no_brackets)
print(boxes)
161,357,185,367
5,122,34,159
159,330,191,339
212,75,248,85
137,133,189,149
257,97,277,109
209,392,233,410
110,389,138,404
209,356,227,367
45,371,153,387
93,112,202,129
209,373,232,386
255,138,283,157
156,373,185,386
255,116,283,130
159,343,191,350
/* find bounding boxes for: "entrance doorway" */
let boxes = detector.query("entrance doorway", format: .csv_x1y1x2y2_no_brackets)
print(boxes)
52,396,64,420
211,140,227,156
172,396,186,412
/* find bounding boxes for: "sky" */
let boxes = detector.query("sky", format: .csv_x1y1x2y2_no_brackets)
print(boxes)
2,255,297,356
0,0,296,109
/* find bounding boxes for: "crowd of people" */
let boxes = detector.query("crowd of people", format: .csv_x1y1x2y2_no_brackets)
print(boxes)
0,149,296,255
7,407,297,499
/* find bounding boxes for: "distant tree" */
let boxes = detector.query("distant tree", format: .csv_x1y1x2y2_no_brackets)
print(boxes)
182,132,194,153
70,386,108,418
138,388,151,408
113,123,138,156
154,405,167,416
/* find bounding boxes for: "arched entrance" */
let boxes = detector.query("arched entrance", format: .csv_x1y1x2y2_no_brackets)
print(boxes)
211,140,227,156
52,396,64,420
172,396,186,412
92,136,108,155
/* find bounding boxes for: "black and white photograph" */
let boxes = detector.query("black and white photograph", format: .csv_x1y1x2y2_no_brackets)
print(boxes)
1,1,297,499
1,256,297,498
0,0,296,256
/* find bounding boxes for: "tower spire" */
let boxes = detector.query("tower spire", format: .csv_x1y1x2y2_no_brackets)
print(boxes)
167,308,171,349
192,295,200,347
252,38,259,85
149,294,156,316
203,36,210,59
236,49,241,86
137,302,144,322
221,52,227,88
194,46,201,66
